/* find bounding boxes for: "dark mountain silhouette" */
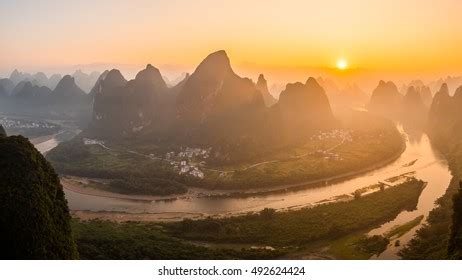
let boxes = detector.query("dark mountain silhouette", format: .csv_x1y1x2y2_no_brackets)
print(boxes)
83,50,338,161
0,78,15,96
430,76,462,95
175,50,267,146
33,72,49,87
367,80,402,118
9,69,33,85
90,65,170,138
401,86,428,127
0,132,78,259
0,75,91,121
427,83,462,141
52,75,86,102
256,74,277,107
418,86,433,107
176,50,265,125
271,77,337,143
13,81,52,99
317,77,367,107
400,80,433,108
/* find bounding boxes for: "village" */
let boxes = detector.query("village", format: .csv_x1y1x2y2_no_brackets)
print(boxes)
309,129,353,161
0,117,59,130
83,137,210,179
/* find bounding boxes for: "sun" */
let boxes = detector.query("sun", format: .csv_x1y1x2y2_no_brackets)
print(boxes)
336,59,348,70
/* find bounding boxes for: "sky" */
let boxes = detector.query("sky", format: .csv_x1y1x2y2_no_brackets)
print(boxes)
1,0,462,89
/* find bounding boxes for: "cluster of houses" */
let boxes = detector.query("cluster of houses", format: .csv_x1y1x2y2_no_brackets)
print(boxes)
311,129,353,142
83,138,105,146
316,150,343,161
165,147,211,179
166,147,211,160
312,129,354,161
0,117,58,130
82,137,209,179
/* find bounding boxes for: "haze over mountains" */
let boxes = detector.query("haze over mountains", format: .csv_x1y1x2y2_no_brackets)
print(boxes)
5,69,100,92
84,50,337,161
3,50,462,146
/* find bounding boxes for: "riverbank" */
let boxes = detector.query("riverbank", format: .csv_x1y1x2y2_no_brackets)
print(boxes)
71,178,425,260
61,140,406,204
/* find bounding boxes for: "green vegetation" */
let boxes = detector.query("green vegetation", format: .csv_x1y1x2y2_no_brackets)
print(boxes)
448,182,462,259
47,112,404,192
70,178,424,260
167,179,425,246
1,118,61,138
399,129,462,259
204,127,403,189
328,234,388,260
386,215,424,239
399,178,459,259
107,177,187,196
72,219,283,260
354,235,389,256
0,135,78,259
47,137,197,196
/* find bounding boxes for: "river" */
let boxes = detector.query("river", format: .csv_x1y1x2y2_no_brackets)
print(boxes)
35,125,452,259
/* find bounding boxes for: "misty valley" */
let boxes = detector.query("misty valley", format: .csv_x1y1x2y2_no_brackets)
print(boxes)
1,50,462,260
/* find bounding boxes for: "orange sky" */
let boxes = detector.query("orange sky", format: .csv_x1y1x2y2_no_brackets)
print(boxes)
1,0,462,87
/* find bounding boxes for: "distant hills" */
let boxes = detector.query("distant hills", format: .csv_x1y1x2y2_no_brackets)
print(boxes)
4,51,462,151
6,69,100,92
0,74,92,121
317,77,368,107
428,83,462,140
368,80,402,118
367,80,430,126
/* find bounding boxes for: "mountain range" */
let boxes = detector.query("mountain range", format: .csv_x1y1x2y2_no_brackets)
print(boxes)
0,74,92,120
5,69,100,92
85,50,337,161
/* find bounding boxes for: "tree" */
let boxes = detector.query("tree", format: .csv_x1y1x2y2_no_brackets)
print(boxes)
260,208,276,220
448,181,462,259
0,135,78,259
